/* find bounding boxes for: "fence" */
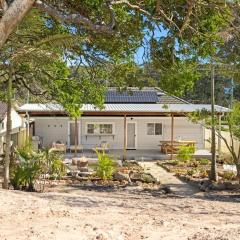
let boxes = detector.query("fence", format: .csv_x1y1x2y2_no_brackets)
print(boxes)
204,128,240,156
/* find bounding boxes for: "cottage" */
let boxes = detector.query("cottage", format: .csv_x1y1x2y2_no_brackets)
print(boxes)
0,102,26,154
17,88,228,159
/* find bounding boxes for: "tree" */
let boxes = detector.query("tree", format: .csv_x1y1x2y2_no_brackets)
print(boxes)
0,1,238,98
0,10,112,188
189,102,240,182
223,102,240,181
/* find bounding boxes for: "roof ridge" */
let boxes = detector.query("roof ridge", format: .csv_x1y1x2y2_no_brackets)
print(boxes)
154,87,190,104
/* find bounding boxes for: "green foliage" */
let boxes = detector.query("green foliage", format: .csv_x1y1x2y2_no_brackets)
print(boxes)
186,169,195,176
95,150,116,180
11,142,42,191
177,145,195,162
197,158,210,166
188,102,240,178
10,142,66,191
222,171,236,181
41,149,66,180
228,102,240,140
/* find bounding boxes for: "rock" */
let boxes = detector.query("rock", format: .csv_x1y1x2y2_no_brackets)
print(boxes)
50,182,58,187
210,182,226,191
160,186,172,194
113,172,130,182
71,171,80,177
78,172,92,177
78,157,88,168
72,158,78,165
140,173,157,183
129,172,142,182
225,182,240,190
78,167,89,172
199,180,212,191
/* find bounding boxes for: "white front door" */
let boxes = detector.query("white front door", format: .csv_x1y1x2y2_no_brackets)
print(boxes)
127,123,136,149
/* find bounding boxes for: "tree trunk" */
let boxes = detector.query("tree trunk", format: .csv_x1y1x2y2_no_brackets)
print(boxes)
0,0,34,49
74,118,78,157
236,163,240,183
3,71,12,189
210,63,218,181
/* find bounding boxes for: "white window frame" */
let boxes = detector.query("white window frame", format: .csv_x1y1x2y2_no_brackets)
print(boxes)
86,122,115,135
147,123,163,136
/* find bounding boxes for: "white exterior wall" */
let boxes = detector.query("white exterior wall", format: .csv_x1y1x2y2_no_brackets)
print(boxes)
132,117,204,149
0,109,23,135
0,109,24,153
80,117,123,149
34,116,204,149
34,118,69,147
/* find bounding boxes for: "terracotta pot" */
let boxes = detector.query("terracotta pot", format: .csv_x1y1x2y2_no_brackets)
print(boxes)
78,159,88,168
72,158,78,165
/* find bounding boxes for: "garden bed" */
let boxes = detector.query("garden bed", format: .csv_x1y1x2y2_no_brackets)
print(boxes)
158,158,240,191
30,160,161,193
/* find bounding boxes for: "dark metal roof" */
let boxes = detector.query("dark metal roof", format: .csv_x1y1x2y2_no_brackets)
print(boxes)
105,90,159,103
0,101,7,121
158,95,187,104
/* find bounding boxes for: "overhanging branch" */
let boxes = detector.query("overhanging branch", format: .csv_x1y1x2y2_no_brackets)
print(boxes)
34,0,115,34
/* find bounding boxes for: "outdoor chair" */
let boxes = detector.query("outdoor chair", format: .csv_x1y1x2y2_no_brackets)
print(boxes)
51,142,67,154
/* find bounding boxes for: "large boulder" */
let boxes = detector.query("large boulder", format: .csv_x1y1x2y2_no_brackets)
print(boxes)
113,172,130,182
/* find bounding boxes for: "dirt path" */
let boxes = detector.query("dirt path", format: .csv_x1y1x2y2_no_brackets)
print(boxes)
139,161,198,196
0,186,240,240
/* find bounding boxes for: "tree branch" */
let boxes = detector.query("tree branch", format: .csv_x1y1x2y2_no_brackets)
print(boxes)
34,0,115,34
112,0,180,31
180,0,195,35
0,0,34,49
0,0,8,13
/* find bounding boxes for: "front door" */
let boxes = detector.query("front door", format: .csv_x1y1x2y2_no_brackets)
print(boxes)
127,123,136,149
69,122,79,146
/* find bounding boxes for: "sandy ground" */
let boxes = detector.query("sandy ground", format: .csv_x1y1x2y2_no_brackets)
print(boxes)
0,185,240,240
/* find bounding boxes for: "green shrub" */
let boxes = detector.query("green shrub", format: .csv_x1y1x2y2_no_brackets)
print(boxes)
11,141,42,191
222,171,236,181
11,143,66,191
186,169,195,176
177,145,195,162
95,150,116,180
11,156,41,191
41,149,66,179
197,158,210,165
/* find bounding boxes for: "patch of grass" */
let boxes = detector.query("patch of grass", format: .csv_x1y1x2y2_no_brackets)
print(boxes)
222,171,236,181
197,158,210,165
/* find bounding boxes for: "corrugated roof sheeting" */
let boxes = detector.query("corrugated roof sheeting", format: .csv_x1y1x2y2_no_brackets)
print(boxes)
18,103,229,113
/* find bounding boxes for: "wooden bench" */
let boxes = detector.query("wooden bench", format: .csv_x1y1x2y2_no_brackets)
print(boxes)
159,140,196,154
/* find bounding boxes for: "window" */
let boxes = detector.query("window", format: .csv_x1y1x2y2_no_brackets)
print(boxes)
147,123,154,135
87,123,113,135
87,124,94,134
100,124,113,134
147,123,162,135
